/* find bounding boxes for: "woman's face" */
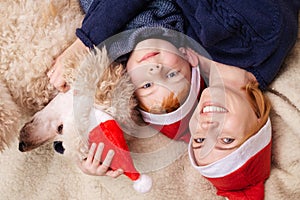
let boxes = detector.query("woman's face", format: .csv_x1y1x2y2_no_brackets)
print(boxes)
126,39,191,112
189,84,259,166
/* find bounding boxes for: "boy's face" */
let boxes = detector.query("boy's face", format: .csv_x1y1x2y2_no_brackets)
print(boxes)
126,39,192,113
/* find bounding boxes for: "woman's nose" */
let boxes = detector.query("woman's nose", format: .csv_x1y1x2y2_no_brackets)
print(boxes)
148,64,162,74
200,121,219,130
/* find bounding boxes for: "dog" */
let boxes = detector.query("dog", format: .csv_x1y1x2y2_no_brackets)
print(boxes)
18,48,138,155
19,90,72,152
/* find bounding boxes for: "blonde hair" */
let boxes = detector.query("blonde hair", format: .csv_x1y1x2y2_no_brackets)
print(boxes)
241,81,272,142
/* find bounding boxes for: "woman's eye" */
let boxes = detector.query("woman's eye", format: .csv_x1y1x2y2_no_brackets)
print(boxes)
166,71,179,78
142,82,153,89
221,138,235,144
194,138,205,144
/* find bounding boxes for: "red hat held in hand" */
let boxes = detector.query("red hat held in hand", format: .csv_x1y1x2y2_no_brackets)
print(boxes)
88,108,152,193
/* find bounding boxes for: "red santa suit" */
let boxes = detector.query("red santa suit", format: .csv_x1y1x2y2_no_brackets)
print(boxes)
139,66,204,143
188,119,272,200
88,108,152,193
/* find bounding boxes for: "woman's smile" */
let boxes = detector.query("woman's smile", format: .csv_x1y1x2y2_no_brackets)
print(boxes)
202,105,228,114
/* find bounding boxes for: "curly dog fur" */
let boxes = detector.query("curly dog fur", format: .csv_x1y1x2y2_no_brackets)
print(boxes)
0,0,83,151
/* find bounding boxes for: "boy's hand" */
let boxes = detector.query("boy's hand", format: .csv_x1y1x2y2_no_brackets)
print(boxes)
77,142,124,178
47,38,88,92
47,57,69,92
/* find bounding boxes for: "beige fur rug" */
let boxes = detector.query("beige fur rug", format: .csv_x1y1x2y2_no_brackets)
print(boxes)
0,1,299,199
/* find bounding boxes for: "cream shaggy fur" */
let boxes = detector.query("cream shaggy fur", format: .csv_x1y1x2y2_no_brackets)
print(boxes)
0,1,299,200
0,0,83,151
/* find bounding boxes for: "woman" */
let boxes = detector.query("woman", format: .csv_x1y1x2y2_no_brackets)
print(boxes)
182,2,298,197
188,53,272,199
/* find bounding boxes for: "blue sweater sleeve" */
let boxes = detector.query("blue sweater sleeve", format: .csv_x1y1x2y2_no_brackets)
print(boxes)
76,0,152,48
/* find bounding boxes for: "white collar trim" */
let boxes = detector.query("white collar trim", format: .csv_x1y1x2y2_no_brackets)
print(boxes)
139,66,201,125
188,118,272,178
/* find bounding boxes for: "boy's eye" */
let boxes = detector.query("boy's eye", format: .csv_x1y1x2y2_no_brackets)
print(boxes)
221,138,235,144
194,138,205,144
142,82,153,89
166,70,179,78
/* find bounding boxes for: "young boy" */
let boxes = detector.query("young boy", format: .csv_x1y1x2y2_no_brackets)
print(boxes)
125,37,204,143
79,27,206,177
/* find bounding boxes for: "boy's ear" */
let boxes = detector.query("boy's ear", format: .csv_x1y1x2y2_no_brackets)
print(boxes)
179,47,199,67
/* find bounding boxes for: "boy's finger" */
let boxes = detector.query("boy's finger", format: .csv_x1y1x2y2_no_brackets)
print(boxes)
106,168,124,178
86,143,96,163
93,142,104,165
53,78,67,92
102,149,115,167
47,68,56,77
60,83,70,93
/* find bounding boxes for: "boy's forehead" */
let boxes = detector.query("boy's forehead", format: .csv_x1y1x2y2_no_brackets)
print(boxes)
134,38,181,54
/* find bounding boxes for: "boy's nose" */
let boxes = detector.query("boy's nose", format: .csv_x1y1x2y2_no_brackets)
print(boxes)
148,64,162,74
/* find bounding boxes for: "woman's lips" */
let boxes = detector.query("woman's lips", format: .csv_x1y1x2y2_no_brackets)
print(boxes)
139,52,160,62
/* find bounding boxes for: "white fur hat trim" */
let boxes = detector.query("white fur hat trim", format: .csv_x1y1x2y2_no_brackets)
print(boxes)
87,107,113,132
133,174,153,193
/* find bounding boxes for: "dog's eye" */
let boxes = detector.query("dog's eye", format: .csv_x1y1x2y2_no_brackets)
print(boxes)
57,124,63,134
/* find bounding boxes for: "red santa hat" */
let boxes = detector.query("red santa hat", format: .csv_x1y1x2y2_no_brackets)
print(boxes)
88,108,152,193
188,119,272,200
139,66,203,142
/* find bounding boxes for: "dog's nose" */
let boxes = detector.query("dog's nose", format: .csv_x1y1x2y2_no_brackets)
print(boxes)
53,141,65,154
19,141,26,152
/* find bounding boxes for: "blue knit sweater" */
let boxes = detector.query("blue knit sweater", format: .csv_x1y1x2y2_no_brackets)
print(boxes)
76,0,299,89
76,0,183,47
175,0,299,89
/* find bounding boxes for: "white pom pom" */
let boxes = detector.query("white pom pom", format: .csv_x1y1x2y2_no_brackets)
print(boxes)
133,174,152,193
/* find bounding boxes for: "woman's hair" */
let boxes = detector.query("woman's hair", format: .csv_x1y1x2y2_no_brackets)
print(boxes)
241,81,272,142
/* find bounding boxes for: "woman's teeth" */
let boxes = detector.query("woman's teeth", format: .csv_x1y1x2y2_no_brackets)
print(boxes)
202,105,227,113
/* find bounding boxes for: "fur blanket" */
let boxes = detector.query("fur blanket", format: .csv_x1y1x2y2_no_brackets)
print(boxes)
0,1,299,199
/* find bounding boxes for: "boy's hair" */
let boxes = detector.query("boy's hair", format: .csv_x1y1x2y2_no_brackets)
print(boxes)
138,85,190,114
139,92,180,114
241,81,272,143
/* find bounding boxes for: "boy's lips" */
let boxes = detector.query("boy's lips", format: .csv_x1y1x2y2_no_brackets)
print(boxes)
139,52,160,62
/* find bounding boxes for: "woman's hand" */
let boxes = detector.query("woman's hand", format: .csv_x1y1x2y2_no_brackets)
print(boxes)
47,38,88,92
77,143,124,178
